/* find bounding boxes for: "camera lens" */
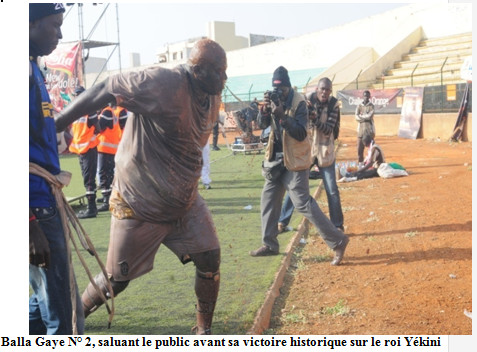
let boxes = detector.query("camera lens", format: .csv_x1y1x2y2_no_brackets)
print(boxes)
270,92,279,105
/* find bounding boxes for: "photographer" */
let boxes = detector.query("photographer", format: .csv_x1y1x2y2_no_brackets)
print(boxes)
250,67,349,266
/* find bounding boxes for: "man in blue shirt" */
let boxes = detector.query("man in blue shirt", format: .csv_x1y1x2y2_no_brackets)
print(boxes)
29,3,84,335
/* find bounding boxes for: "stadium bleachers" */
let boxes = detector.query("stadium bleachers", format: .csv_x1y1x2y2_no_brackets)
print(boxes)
371,32,472,89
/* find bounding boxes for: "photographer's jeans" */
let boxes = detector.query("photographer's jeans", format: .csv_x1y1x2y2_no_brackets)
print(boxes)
29,207,84,335
320,161,344,229
278,193,294,226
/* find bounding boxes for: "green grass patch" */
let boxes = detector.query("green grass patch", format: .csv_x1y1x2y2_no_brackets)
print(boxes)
281,309,307,324
405,231,418,238
320,299,350,316
59,148,296,334
341,206,356,212
365,234,376,241
304,253,332,263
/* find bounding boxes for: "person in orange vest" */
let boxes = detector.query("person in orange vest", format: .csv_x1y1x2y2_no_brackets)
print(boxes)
97,103,128,211
68,86,100,219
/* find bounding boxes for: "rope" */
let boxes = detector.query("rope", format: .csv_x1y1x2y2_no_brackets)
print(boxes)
209,152,234,164
225,85,244,103
29,163,115,332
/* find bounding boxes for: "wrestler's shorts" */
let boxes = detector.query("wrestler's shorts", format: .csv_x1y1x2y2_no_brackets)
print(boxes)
106,190,219,281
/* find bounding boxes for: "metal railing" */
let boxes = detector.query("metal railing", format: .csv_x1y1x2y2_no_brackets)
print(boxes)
223,81,471,115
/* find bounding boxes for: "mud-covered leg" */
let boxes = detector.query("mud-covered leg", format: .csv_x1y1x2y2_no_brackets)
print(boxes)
189,248,220,335
81,273,129,318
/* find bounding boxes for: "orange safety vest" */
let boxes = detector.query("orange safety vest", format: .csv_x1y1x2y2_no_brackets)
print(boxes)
97,106,124,155
114,106,128,140
68,114,99,154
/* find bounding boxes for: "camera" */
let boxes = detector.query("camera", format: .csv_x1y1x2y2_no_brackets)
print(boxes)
260,87,283,116
265,87,282,106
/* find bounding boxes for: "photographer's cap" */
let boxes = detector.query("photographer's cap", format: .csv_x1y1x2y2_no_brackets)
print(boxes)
30,3,65,22
272,66,291,87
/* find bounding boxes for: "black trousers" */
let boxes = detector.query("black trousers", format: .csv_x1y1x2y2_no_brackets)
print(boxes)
212,122,219,147
357,137,366,163
98,152,115,191
356,168,378,180
79,147,98,193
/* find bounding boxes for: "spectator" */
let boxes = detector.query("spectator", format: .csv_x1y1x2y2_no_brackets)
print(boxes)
355,90,375,166
96,104,128,212
29,2,84,334
68,86,100,219
211,121,220,150
201,142,212,189
339,133,385,182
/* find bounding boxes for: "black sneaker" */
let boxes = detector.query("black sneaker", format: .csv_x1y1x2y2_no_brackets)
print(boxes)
212,145,220,151
249,245,279,257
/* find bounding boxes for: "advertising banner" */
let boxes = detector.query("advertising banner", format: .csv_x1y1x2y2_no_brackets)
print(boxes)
43,41,84,113
41,42,84,153
337,88,403,115
398,87,424,139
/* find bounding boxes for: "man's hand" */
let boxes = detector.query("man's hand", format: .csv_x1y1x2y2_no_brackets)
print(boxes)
271,101,285,120
29,219,50,269
259,91,272,116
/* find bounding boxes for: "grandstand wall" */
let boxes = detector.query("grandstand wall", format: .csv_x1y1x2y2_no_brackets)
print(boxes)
225,3,471,79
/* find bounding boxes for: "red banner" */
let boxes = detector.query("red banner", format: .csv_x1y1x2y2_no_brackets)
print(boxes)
43,42,84,113
398,87,424,140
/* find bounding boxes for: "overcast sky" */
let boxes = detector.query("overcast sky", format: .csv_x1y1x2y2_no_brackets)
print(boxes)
58,1,416,70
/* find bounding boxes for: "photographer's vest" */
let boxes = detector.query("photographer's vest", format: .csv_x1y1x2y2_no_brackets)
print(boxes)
69,114,99,154
98,106,122,155
265,90,311,171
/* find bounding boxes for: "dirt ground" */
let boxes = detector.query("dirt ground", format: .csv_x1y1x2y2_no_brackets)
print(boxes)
259,127,473,335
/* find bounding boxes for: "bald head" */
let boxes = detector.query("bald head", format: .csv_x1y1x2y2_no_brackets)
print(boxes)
189,39,227,95
189,38,226,66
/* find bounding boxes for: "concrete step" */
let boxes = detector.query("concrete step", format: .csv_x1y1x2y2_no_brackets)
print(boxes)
376,72,463,88
368,33,472,90
395,55,468,69
419,33,472,47
402,47,472,62
410,41,471,55
387,62,463,77
369,77,465,90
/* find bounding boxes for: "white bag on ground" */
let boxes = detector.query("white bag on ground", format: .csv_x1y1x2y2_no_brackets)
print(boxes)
377,163,409,178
